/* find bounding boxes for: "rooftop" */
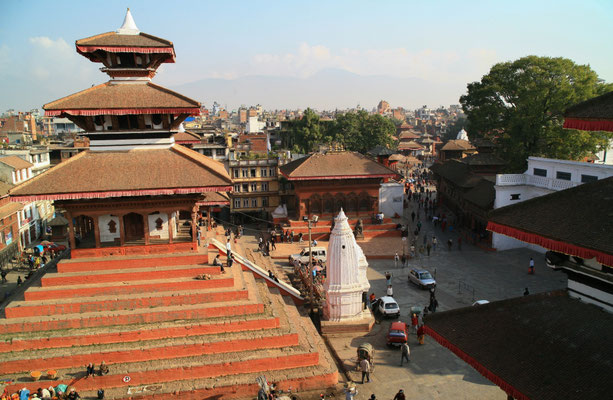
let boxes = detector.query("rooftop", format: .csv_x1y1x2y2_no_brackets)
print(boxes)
280,151,398,180
0,156,33,170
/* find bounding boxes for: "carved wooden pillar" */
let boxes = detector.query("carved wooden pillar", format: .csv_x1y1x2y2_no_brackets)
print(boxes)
92,215,101,248
118,214,125,246
167,212,174,244
207,206,212,232
191,206,198,243
66,212,76,249
143,213,150,245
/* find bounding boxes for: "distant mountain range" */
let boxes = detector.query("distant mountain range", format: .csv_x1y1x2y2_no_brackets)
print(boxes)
170,68,465,111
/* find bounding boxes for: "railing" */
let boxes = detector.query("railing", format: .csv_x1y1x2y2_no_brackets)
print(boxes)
496,173,580,191
208,238,303,301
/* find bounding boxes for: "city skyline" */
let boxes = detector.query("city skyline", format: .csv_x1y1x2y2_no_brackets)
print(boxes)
1,0,612,112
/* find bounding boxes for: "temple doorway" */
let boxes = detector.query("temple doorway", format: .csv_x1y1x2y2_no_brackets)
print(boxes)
123,213,144,241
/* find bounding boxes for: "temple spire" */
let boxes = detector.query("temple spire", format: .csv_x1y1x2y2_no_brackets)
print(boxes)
117,8,140,35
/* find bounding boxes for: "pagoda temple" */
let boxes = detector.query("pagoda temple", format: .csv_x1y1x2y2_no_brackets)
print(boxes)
10,9,232,258
1,10,338,399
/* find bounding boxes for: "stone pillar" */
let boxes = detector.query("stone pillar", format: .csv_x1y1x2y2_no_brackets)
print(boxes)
66,212,76,249
92,215,101,248
118,214,125,246
167,212,174,244
143,213,150,245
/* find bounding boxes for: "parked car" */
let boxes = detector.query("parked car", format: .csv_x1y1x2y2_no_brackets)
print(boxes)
386,321,408,346
289,247,327,266
408,268,436,289
376,296,400,318
44,243,67,252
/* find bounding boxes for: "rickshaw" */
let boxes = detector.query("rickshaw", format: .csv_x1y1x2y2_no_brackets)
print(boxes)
356,343,374,371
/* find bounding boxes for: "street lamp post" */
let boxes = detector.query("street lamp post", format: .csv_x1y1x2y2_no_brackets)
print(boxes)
303,215,316,310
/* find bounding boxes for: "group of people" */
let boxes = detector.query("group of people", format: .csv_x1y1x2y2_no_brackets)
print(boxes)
85,361,109,378
2,386,84,400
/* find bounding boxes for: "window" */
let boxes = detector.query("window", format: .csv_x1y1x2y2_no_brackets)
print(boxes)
234,184,241,192
250,168,256,177
581,174,598,183
242,183,249,192
215,149,225,157
242,199,249,207
262,197,269,207
234,199,241,209
261,168,267,177
533,168,547,177
251,198,258,207
510,194,521,200
242,169,248,178
261,182,268,192
233,169,239,178
203,149,212,156
556,171,571,181
250,183,257,192
269,168,276,177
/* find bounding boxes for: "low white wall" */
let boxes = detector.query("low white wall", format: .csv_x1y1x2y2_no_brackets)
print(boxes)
379,183,404,218
568,279,613,313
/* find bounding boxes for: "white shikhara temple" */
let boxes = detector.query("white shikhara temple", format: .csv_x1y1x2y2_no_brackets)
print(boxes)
324,209,371,321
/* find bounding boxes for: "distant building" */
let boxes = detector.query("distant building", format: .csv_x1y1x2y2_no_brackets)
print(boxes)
377,100,390,115
229,158,280,220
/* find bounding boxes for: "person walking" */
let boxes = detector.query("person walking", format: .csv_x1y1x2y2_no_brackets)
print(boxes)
426,242,432,256
385,271,392,286
529,257,535,274
394,252,399,268
447,239,453,251
432,236,437,251
401,253,406,268
400,342,410,366
227,253,234,269
393,389,406,400
417,324,425,345
387,285,393,297
360,358,371,383
226,238,232,258
196,229,201,246
344,385,358,400
411,313,419,334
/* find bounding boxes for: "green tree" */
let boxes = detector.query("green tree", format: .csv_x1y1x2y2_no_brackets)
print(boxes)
330,110,395,153
460,56,613,171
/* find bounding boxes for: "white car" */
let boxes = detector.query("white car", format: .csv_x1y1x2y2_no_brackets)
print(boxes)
289,247,327,266
376,296,400,318
472,300,490,306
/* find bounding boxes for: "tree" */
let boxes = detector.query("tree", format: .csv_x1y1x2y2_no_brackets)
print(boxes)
460,56,613,172
330,111,395,153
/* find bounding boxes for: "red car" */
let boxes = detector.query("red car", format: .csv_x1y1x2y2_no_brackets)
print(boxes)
44,243,67,252
386,321,408,346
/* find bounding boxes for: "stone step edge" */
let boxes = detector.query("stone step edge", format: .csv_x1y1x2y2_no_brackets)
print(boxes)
5,289,249,319
0,316,280,353
57,253,208,273
0,332,300,375
24,277,233,301
3,352,320,395
0,302,265,334
41,266,222,287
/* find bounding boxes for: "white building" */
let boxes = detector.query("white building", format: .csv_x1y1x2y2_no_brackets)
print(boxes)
493,156,613,251
246,116,266,133
0,156,54,249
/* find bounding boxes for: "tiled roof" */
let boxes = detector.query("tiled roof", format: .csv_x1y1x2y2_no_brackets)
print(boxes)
9,145,232,201
174,130,201,142
0,181,14,196
399,131,420,140
44,82,200,116
429,160,482,188
0,202,23,220
463,178,495,208
397,140,423,150
424,291,613,400
459,152,506,166
76,31,173,48
280,151,399,180
489,176,613,256
564,91,613,120
367,145,395,157
440,139,475,151
0,156,33,170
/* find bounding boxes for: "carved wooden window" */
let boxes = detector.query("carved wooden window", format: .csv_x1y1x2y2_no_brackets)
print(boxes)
107,220,117,233
155,218,164,230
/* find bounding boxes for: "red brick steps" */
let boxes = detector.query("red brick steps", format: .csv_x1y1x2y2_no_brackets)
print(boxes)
0,317,280,353
0,302,264,334
0,332,299,374
57,253,208,273
5,289,248,319
41,265,221,287
24,276,233,301
4,352,320,395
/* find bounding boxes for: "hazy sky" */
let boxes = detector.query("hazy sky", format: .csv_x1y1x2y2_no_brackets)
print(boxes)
1,0,612,112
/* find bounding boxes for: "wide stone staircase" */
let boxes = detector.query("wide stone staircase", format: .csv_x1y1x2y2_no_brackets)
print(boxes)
287,217,401,241
0,250,338,399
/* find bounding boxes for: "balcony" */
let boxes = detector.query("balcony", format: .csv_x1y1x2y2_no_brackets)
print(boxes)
228,159,278,167
495,174,580,191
